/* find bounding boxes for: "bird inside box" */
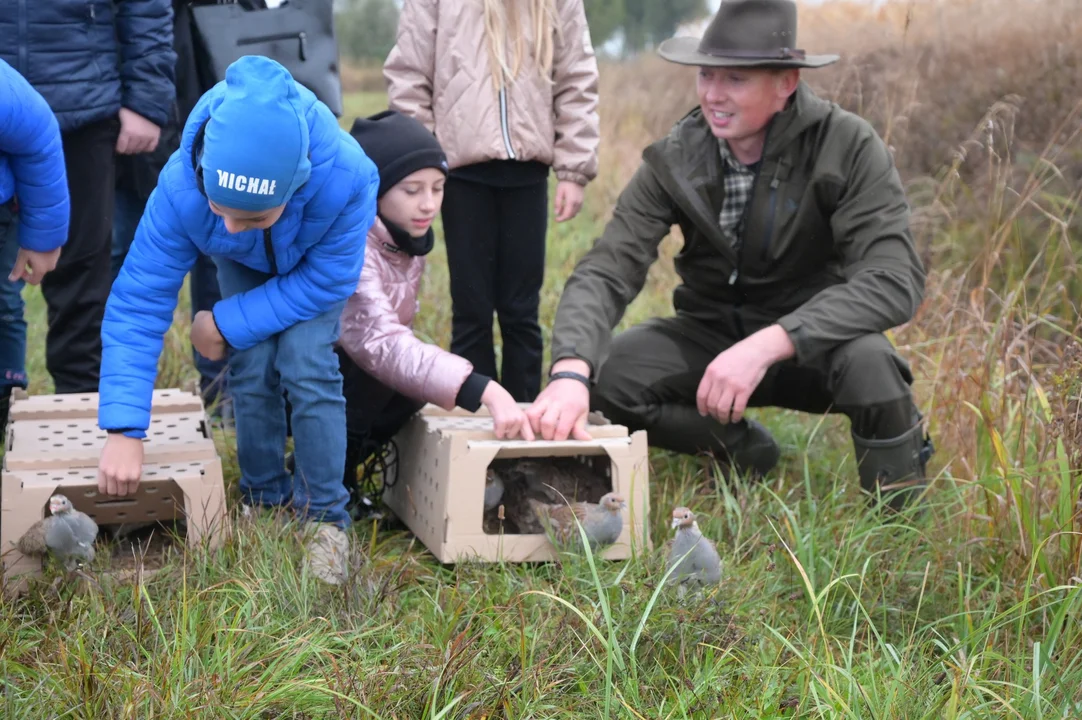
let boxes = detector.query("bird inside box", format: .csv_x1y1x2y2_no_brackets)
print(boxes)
481,455,613,536
15,491,185,582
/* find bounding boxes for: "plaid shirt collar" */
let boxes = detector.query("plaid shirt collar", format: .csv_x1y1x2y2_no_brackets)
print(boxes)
717,140,757,249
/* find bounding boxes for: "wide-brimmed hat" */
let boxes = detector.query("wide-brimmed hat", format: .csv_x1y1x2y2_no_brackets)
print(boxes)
658,0,839,69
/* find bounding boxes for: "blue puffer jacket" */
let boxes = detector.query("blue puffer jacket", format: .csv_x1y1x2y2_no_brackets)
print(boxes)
0,59,70,253
99,69,379,437
0,0,176,133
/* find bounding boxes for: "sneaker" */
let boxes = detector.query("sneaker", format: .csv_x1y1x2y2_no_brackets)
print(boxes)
305,523,349,585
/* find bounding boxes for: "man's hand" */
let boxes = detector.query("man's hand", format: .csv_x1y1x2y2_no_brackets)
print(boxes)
525,358,593,441
696,324,796,424
8,247,61,285
191,310,227,361
554,180,585,223
98,433,145,496
116,107,161,155
481,381,535,441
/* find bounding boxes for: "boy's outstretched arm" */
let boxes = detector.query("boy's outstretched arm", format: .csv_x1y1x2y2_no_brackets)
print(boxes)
99,186,200,438
211,167,379,351
0,60,70,277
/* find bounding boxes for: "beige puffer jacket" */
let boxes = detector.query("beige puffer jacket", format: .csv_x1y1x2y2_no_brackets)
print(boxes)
337,217,474,411
383,0,601,186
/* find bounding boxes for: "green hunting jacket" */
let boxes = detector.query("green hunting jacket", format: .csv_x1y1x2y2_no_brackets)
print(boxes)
550,80,927,375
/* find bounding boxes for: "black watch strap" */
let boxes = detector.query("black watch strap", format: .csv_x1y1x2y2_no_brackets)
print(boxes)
549,370,590,387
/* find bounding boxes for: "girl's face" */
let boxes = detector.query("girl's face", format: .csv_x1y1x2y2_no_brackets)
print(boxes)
378,168,446,237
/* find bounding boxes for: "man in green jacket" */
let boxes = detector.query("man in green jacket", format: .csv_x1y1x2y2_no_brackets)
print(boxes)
526,0,935,509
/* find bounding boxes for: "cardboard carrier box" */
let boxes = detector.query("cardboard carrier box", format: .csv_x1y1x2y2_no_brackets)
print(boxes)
383,405,652,563
1,388,227,591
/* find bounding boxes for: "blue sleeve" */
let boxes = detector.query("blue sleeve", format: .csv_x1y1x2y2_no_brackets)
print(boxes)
212,165,379,350
114,0,177,128
98,184,199,437
0,62,70,253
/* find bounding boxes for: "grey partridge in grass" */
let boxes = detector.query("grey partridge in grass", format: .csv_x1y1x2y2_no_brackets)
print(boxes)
16,494,99,571
665,506,722,592
528,492,626,551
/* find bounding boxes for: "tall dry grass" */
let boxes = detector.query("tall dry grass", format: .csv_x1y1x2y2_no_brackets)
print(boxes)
587,0,1082,586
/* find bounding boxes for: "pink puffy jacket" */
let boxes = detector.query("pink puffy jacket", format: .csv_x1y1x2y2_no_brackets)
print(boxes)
337,217,474,409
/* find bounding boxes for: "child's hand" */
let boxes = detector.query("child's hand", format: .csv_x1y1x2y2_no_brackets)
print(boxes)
481,381,535,441
554,180,585,222
98,433,145,496
191,310,227,361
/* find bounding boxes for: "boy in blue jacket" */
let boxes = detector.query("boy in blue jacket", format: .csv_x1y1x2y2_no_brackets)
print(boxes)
96,56,379,585
0,58,71,440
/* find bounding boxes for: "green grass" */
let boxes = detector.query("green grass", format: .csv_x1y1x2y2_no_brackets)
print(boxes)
2,89,1082,718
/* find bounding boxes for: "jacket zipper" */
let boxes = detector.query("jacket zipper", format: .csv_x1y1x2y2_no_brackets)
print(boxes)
760,170,781,262
498,87,517,160
17,0,28,74
263,228,277,274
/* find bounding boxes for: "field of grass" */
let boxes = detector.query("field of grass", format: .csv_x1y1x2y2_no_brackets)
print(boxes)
3,0,1082,716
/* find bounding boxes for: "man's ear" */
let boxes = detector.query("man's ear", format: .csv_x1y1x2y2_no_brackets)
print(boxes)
777,68,801,98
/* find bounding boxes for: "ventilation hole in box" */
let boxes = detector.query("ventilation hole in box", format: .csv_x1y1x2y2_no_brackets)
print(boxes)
146,471,157,477
52,443,62,447
53,430,62,434
153,431,164,436
84,490,97,498
38,436,47,441
82,429,92,434
189,462,199,467
146,487,158,494
167,424,176,429
147,510,157,517
482,453,616,536
67,470,79,475
79,397,89,402
37,472,48,476
168,436,179,441
82,442,93,446
161,465,171,470
67,423,76,428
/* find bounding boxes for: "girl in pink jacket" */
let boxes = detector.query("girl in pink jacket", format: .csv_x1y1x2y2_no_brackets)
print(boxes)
335,110,533,518
383,0,601,405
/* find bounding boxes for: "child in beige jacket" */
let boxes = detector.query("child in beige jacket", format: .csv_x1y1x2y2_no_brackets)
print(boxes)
383,0,601,404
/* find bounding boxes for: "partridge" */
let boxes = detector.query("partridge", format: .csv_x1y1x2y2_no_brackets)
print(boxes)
529,492,626,550
665,506,722,589
16,494,99,570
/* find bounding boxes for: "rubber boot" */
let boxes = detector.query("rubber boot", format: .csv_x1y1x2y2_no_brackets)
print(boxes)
851,420,935,511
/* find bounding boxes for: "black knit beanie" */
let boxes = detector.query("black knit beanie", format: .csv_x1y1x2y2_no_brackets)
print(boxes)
349,110,448,198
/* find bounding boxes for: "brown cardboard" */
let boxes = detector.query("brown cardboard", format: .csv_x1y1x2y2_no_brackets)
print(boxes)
0,389,226,592
383,405,652,563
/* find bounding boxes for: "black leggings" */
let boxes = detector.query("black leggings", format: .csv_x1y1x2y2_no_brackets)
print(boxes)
441,174,548,402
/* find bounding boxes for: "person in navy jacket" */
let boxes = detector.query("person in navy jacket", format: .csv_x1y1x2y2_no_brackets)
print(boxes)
0,58,71,440
0,0,176,395
96,56,379,585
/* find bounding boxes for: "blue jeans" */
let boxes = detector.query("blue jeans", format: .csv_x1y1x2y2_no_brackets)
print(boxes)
112,187,230,404
214,256,350,529
0,204,27,392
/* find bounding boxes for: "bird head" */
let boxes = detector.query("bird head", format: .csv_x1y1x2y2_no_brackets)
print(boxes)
671,506,696,530
49,494,73,515
600,493,626,513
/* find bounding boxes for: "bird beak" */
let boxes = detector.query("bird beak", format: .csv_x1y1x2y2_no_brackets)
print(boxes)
671,517,681,530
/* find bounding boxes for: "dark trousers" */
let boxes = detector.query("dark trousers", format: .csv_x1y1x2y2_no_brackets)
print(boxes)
441,176,548,402
337,347,424,493
40,117,120,394
592,313,919,455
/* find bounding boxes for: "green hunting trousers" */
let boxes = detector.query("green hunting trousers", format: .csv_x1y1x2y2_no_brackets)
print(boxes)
590,314,934,506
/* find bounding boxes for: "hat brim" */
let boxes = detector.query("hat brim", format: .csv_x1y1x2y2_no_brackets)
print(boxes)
657,36,839,69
